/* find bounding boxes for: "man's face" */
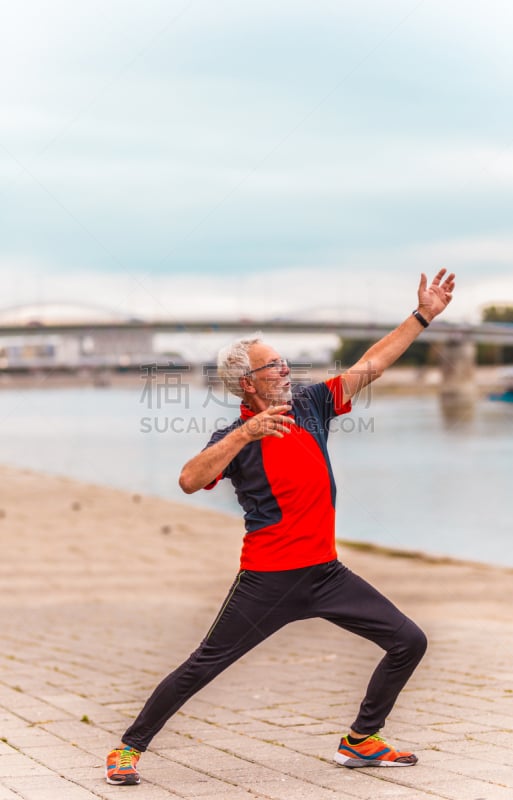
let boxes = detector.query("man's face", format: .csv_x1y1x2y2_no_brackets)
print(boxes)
245,343,292,406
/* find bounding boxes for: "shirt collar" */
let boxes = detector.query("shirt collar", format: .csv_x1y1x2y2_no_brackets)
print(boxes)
240,402,294,420
240,402,256,420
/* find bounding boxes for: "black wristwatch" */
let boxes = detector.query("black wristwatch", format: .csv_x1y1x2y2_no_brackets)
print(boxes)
412,309,429,328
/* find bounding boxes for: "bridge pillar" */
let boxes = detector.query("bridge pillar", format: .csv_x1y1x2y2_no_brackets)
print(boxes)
438,338,476,423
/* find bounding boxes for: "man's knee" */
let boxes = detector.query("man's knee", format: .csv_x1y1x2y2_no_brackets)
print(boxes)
395,618,428,664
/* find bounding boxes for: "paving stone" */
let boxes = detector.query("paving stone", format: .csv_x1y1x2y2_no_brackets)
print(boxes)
0,754,55,778
0,785,22,800
3,467,513,799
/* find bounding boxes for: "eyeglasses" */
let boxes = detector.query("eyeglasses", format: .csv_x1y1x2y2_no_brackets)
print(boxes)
245,358,288,377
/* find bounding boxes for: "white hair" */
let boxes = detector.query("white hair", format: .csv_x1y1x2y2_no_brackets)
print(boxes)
217,333,263,398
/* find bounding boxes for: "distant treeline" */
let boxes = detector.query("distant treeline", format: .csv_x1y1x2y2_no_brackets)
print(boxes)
478,305,513,365
333,305,513,367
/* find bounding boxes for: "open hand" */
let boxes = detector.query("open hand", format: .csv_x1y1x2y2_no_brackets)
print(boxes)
417,269,455,322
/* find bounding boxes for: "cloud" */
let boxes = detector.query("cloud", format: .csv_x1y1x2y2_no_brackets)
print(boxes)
2,0,513,309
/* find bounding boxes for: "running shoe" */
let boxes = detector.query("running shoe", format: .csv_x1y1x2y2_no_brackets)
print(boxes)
333,734,418,768
105,745,141,785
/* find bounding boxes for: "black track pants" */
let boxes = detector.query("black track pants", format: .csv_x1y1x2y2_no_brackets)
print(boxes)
122,560,427,751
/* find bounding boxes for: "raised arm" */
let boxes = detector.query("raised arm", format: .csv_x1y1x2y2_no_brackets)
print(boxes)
179,404,295,494
340,269,455,404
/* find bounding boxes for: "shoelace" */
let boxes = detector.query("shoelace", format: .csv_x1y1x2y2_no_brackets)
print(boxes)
118,748,138,769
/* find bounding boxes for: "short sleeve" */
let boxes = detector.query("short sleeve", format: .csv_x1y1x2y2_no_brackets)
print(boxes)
204,474,223,490
325,375,352,417
294,376,351,428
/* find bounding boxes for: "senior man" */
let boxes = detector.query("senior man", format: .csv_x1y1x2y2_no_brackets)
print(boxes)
106,269,455,784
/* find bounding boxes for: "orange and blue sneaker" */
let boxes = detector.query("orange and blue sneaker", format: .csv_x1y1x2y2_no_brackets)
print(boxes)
105,745,141,785
333,733,418,768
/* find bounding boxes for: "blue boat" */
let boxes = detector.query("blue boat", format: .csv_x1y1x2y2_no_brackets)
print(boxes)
489,389,513,403
489,369,513,403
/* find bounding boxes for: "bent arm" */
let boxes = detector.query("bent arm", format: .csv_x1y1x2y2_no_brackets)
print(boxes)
179,404,295,494
179,426,250,494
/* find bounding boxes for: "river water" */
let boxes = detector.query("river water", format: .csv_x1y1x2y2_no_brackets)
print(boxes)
0,385,511,567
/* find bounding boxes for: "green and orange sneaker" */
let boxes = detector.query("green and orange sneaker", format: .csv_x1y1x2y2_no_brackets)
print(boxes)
105,745,141,785
333,733,418,768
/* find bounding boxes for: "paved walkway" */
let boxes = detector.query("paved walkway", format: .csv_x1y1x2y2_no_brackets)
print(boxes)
1,466,513,799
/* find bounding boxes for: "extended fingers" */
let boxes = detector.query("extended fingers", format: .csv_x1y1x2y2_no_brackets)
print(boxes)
432,269,456,303
246,409,294,440
270,415,295,434
432,267,447,285
433,268,456,286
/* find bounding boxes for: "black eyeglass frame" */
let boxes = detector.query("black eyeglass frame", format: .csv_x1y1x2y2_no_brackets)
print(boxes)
244,358,288,377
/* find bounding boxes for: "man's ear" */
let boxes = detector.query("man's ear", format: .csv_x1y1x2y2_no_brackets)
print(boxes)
240,375,256,395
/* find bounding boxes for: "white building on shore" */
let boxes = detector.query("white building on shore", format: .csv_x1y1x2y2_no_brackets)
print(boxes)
0,303,155,370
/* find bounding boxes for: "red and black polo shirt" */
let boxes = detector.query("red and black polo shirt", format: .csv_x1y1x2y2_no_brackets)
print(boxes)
204,375,351,571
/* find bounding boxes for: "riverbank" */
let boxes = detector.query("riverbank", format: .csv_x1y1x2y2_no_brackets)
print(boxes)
1,464,512,799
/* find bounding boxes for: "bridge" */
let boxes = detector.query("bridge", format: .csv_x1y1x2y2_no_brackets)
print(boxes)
1,314,511,420
0,317,513,343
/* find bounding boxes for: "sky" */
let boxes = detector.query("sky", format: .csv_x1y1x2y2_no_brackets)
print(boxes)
2,0,513,325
